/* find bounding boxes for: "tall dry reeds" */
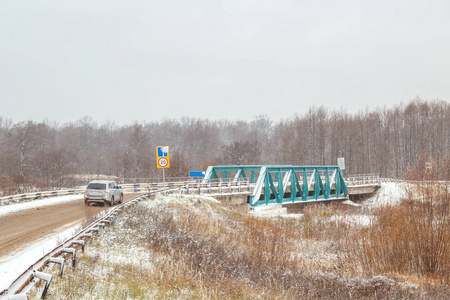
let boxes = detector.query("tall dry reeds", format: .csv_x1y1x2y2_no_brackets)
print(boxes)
350,181,449,288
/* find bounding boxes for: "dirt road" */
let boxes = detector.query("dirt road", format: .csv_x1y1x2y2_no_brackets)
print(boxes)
0,194,142,258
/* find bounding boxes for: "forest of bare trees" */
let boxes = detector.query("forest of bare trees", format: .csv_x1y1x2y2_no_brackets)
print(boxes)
0,99,449,193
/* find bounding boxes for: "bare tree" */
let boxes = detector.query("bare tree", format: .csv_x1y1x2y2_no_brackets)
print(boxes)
5,121,51,191
128,122,149,177
33,147,69,189
220,140,261,165
166,151,190,178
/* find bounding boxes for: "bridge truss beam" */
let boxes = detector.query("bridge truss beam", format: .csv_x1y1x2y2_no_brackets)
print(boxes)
204,165,348,206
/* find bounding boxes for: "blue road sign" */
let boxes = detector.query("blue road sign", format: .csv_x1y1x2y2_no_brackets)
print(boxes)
157,146,169,157
189,171,205,178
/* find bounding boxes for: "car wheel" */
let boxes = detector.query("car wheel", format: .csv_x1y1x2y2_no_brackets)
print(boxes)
119,194,123,204
109,196,114,206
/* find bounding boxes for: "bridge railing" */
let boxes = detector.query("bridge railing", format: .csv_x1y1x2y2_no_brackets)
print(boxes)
346,173,380,186
122,177,192,184
180,180,252,195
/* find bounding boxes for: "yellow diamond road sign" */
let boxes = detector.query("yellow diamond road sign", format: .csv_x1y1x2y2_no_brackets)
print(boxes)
156,146,170,168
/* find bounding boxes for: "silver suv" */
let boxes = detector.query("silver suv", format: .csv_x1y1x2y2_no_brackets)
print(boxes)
84,180,123,206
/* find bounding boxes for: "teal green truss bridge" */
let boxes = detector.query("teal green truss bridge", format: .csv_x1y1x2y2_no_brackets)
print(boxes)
203,165,348,207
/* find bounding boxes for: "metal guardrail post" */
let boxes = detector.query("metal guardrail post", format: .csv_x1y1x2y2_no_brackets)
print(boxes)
33,270,52,299
73,240,85,252
49,257,65,276
62,248,76,268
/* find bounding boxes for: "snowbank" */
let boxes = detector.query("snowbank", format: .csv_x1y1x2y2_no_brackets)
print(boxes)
0,194,83,217
363,182,407,207
250,204,288,217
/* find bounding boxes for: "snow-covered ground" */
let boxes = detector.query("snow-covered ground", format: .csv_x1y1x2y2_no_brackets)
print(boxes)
363,182,407,207
0,195,84,292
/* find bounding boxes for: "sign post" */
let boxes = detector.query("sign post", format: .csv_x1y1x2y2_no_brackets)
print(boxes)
156,146,170,188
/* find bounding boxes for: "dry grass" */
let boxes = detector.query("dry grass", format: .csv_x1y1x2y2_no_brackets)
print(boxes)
35,191,448,299
349,183,449,287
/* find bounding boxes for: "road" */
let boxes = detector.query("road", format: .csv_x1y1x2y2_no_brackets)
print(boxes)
0,194,142,259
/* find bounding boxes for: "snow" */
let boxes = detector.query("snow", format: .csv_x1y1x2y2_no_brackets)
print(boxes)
251,204,288,217
0,194,85,292
342,199,360,206
0,194,83,217
363,182,406,207
0,221,82,292
84,218,155,277
331,214,373,227
145,194,220,209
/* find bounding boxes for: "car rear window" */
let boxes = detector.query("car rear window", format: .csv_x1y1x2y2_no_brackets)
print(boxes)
87,183,107,190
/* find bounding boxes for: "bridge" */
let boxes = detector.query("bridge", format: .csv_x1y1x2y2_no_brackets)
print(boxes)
200,165,349,207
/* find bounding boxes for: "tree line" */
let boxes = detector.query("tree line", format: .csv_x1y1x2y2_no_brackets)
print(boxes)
0,98,449,193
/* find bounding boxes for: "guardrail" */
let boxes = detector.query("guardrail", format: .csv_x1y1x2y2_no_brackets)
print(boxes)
0,182,196,206
346,174,381,186
0,189,85,205
0,188,177,299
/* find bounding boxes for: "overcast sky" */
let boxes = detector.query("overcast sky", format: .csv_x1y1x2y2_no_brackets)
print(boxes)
1,0,449,124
